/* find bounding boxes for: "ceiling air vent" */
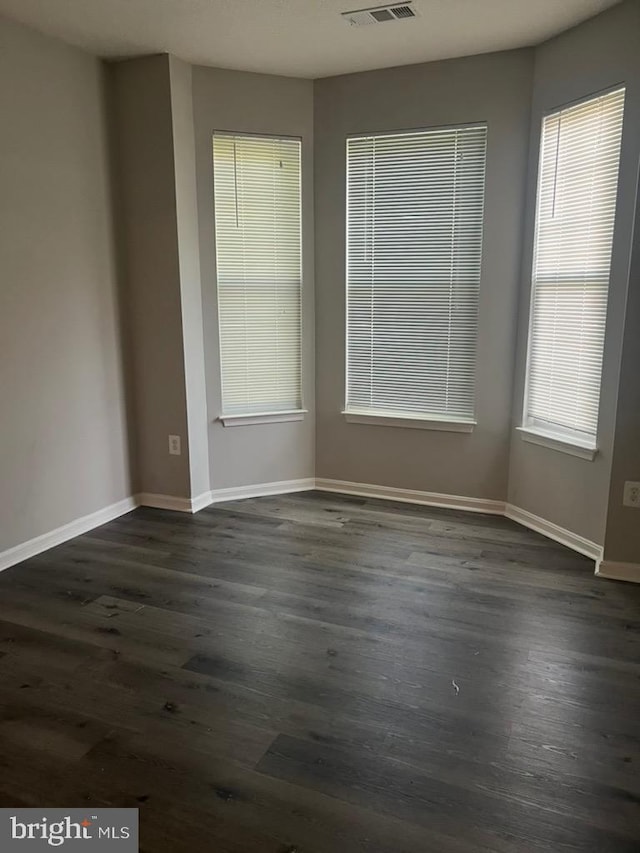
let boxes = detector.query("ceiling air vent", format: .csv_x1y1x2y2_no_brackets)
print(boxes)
391,5,415,18
342,2,418,27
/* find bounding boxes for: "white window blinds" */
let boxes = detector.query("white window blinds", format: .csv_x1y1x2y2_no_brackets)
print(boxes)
213,134,302,415
524,88,625,446
345,126,487,422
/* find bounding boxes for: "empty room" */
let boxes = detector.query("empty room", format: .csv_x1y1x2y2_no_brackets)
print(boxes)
1,0,639,850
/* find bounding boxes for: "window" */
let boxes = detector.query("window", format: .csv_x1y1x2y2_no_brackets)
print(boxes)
345,125,487,428
213,133,302,421
522,88,625,452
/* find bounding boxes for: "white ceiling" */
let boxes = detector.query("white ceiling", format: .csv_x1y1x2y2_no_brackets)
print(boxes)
0,0,621,78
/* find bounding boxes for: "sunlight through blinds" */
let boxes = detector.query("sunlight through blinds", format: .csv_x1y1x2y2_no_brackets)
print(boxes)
213,134,302,415
524,88,625,446
346,125,487,422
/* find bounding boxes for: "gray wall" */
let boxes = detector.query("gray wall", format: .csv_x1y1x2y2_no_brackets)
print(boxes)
314,50,533,499
507,0,640,546
2,5,638,564
109,55,193,499
169,57,211,500
192,67,315,490
0,16,132,551
604,163,640,564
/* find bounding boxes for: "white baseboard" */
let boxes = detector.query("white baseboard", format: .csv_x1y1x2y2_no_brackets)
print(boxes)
0,479,619,579
0,496,138,573
504,503,602,561
191,491,214,513
316,480,607,566
315,478,505,515
595,559,640,583
209,478,316,504
136,491,212,513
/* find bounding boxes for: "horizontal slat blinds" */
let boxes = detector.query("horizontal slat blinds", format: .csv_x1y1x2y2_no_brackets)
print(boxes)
213,134,302,415
524,88,625,444
346,125,487,421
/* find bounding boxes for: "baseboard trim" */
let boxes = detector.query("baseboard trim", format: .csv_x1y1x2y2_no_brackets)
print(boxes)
316,480,606,565
191,491,214,513
136,492,211,513
595,559,640,583
315,478,505,515
0,480,614,577
0,496,138,573
209,478,316,504
504,503,602,561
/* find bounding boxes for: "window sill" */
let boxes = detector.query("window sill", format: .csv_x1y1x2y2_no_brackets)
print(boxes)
517,427,598,461
342,411,475,432
219,410,307,427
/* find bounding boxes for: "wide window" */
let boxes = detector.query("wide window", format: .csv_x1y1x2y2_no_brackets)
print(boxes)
213,133,302,418
345,125,487,426
523,88,625,450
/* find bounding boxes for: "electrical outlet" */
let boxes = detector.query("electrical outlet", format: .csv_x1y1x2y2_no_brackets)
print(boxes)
623,481,640,508
168,435,181,456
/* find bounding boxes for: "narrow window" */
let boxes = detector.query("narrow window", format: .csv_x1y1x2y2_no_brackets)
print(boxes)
213,134,302,416
523,88,625,448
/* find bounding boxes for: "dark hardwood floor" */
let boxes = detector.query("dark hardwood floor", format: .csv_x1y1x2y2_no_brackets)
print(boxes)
0,491,639,852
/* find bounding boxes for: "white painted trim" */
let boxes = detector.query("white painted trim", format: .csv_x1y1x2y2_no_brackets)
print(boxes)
219,410,307,427
0,480,617,580
209,478,316,504
316,480,607,567
136,492,212,513
136,481,317,512
0,497,138,573
343,411,475,432
315,478,505,515
595,560,640,583
517,427,597,460
504,503,602,561
136,493,194,512
191,491,214,513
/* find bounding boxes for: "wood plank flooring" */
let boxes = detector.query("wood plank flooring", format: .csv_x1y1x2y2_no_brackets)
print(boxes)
0,491,639,852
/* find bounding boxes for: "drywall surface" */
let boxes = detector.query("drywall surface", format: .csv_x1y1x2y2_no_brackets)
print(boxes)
0,16,132,551
604,163,640,563
109,55,192,498
314,49,533,500
508,0,640,546
169,56,211,500
192,66,315,490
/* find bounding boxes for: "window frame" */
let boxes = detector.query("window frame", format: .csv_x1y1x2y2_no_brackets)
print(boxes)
520,85,626,458
342,122,487,430
212,130,305,426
